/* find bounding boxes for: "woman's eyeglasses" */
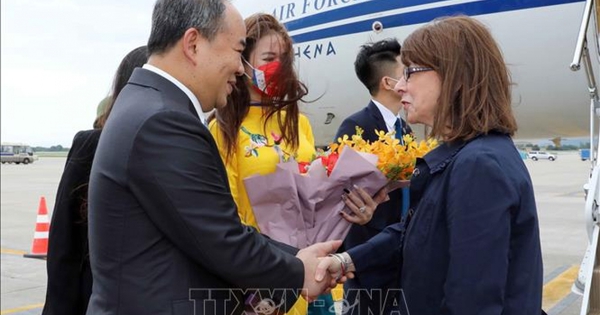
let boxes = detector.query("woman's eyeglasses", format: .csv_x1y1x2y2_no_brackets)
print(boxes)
403,66,434,82
385,66,435,86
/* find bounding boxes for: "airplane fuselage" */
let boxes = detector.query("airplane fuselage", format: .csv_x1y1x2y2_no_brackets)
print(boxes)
233,0,590,146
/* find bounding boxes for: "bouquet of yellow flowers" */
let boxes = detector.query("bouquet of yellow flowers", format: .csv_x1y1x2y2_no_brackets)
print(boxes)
244,127,437,248
331,126,438,185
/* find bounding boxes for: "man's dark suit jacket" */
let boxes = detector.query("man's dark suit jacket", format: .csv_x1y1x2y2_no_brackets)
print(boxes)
87,68,304,315
334,101,411,315
43,129,100,315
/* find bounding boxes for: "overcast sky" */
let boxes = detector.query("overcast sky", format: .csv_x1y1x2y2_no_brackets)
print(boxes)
1,0,154,147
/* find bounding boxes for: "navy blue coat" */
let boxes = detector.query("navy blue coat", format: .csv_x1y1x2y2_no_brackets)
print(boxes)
334,101,411,315
348,132,543,315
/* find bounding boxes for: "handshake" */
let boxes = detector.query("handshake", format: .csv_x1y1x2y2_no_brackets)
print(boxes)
295,240,355,302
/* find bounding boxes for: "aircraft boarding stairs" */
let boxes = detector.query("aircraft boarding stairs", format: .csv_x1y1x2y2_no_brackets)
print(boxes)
571,0,600,314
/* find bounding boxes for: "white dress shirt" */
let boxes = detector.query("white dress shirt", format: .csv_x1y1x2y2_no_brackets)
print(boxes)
372,99,400,134
142,64,207,125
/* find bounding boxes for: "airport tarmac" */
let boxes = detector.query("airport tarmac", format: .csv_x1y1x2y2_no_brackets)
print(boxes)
0,152,593,314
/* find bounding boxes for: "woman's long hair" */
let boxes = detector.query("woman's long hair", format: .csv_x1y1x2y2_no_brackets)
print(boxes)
212,13,308,161
93,46,149,129
401,16,517,142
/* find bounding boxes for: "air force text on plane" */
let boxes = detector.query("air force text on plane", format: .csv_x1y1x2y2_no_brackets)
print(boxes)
273,0,364,22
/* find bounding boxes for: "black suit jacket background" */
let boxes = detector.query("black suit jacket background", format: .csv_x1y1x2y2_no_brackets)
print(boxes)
42,129,100,315
334,101,411,315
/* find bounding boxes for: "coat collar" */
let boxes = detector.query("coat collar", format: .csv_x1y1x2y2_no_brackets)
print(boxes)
128,68,201,122
421,132,506,174
422,140,468,174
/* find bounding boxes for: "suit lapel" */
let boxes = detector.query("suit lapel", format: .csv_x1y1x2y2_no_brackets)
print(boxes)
187,101,201,123
366,101,388,132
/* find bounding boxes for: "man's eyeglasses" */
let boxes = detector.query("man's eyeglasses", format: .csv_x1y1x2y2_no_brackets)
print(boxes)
403,66,434,82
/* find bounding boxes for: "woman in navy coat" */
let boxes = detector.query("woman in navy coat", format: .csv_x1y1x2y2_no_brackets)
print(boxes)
319,16,543,315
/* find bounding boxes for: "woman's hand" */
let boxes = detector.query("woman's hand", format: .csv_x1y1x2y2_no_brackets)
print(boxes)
340,185,390,225
315,253,355,286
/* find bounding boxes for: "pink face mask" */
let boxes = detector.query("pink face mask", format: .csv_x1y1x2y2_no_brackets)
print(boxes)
244,59,281,97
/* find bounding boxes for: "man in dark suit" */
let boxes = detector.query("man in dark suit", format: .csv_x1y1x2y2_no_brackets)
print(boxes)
334,38,412,315
87,1,339,314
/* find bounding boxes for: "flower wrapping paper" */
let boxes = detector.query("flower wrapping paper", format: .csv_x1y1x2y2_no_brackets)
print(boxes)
243,148,389,248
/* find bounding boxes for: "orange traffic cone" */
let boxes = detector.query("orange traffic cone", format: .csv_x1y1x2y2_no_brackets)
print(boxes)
23,196,49,259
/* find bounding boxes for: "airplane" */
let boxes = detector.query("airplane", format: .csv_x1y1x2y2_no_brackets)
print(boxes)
235,0,594,144
232,0,599,313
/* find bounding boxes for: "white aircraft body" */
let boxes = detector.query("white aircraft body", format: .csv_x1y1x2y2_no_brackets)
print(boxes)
234,0,600,313
234,0,592,144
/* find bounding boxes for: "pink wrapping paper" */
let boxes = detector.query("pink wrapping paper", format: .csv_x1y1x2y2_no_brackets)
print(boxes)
244,148,389,249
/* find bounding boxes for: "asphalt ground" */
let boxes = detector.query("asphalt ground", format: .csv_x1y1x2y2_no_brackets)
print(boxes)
0,152,593,314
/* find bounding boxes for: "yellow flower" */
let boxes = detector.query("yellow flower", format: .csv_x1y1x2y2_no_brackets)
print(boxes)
328,129,437,180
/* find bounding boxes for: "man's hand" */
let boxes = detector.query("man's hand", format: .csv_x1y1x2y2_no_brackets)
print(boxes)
296,240,342,302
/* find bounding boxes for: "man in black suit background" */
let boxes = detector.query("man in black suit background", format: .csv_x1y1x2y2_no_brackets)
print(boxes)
87,1,340,314
334,38,412,315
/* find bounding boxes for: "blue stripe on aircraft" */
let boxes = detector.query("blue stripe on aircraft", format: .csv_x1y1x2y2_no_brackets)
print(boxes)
285,0,446,32
287,0,585,44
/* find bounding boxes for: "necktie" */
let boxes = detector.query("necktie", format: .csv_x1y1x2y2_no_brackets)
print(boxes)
394,118,404,145
395,117,410,217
